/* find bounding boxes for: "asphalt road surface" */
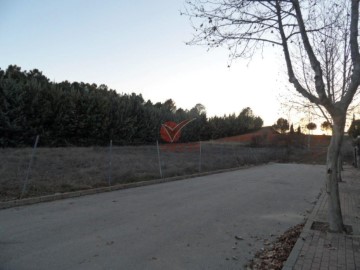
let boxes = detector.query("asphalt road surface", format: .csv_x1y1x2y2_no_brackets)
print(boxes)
0,163,324,270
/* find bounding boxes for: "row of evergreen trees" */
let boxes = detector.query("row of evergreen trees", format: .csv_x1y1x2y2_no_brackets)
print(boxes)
0,65,263,147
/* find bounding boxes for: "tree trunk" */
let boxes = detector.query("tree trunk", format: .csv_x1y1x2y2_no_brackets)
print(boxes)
337,153,343,182
326,115,345,232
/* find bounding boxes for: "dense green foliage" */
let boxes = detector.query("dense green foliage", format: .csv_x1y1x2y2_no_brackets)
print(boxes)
272,118,289,134
0,65,263,147
321,121,332,134
306,122,317,132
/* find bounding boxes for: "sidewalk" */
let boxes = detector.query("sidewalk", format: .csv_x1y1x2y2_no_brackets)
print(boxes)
283,166,360,270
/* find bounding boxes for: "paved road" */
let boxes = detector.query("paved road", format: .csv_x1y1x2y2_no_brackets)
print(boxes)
0,163,324,270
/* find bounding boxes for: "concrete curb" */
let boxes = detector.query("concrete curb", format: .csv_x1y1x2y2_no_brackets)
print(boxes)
0,165,258,210
282,188,326,270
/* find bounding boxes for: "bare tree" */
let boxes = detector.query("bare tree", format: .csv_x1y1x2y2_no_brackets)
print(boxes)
183,0,360,232
278,0,359,132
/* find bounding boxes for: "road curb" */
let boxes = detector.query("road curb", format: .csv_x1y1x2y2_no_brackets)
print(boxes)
0,165,258,210
281,188,326,270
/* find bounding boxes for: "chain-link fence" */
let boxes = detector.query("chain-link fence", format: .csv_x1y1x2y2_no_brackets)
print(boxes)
0,139,290,201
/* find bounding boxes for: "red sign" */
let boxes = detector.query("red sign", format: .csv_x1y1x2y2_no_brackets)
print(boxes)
160,119,195,143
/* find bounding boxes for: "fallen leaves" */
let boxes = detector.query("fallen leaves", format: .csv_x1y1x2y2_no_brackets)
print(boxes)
246,223,304,270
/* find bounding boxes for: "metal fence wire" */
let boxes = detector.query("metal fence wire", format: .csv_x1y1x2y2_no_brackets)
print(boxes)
1,140,289,201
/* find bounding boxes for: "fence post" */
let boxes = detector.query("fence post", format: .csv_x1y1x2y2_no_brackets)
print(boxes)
252,148,259,164
156,140,163,178
221,143,224,167
354,147,357,168
232,144,237,166
21,135,39,199
108,140,113,186
199,141,202,173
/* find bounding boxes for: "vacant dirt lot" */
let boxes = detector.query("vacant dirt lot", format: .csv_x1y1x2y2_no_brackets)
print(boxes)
0,143,288,201
1,133,353,202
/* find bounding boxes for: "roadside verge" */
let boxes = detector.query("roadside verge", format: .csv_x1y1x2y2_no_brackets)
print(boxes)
0,165,257,210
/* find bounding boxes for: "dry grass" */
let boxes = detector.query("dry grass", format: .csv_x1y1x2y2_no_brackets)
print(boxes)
1,138,354,202
0,142,288,201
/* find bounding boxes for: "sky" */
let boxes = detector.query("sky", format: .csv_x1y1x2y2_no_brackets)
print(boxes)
0,0,293,127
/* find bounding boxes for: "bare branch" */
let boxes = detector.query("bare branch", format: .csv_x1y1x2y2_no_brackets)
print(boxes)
291,0,331,109
343,0,360,107
184,0,360,117
275,0,320,104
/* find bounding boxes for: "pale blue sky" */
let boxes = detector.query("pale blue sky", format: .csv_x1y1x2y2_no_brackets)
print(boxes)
0,0,289,126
